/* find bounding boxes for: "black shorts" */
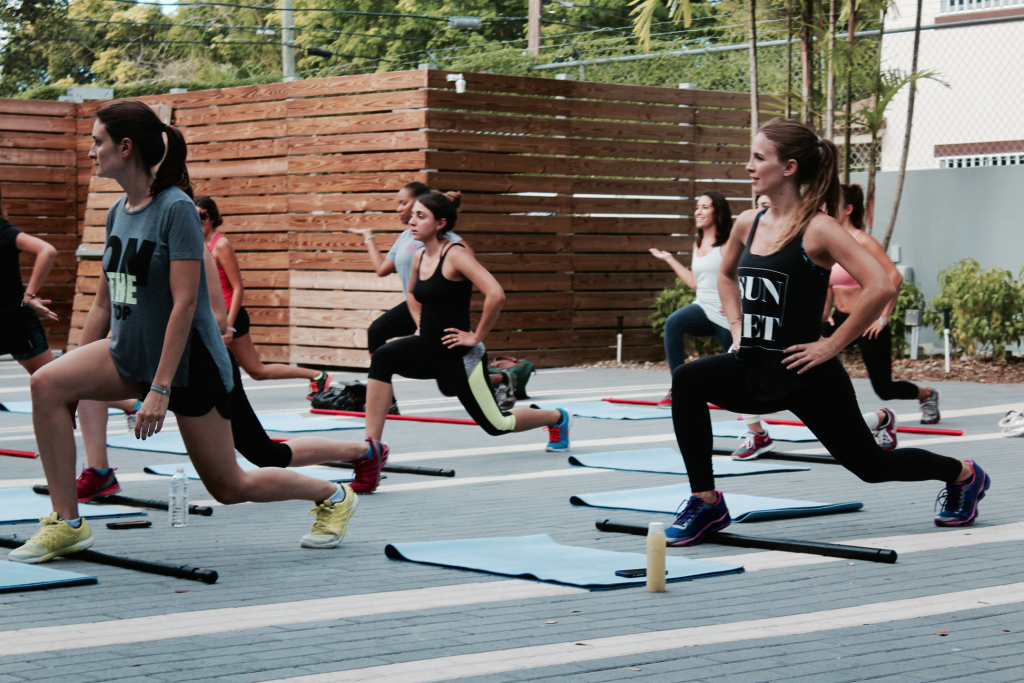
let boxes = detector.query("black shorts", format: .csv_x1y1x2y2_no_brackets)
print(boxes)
233,307,251,337
0,308,49,361
167,330,232,420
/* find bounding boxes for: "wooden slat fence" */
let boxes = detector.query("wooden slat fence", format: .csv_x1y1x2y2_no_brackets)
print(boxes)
66,70,778,367
0,99,81,351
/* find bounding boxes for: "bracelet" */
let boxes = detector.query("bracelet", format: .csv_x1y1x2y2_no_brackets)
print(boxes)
729,317,742,325
363,235,375,243
228,326,236,333
21,293,37,307
150,384,171,396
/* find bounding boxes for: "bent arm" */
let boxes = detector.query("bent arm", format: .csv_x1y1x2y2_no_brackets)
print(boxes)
650,243,697,290
857,233,903,322
717,211,755,347
80,269,113,346
406,250,422,329
348,228,395,276
16,232,57,300
449,248,505,345
212,237,243,328
204,249,227,334
154,259,201,390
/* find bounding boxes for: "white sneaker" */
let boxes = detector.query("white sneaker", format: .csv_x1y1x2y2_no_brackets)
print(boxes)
999,410,1024,438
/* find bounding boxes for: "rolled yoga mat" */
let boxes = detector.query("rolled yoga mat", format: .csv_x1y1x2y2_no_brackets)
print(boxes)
143,458,360,483
385,534,743,589
568,448,810,476
0,401,122,416
0,561,97,593
0,488,147,525
570,485,862,522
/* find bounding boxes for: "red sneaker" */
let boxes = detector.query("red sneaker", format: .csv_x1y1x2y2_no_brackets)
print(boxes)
350,439,388,494
730,431,775,461
76,467,121,503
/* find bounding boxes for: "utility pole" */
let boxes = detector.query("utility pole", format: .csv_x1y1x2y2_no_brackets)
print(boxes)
281,0,296,81
528,0,541,56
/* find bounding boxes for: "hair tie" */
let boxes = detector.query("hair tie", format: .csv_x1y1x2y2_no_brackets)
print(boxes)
816,136,823,147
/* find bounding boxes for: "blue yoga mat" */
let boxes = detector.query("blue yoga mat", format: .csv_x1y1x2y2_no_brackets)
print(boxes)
0,561,97,593
108,431,189,454
531,401,668,420
257,413,364,433
568,448,809,477
0,488,146,526
570,485,862,522
385,534,743,590
0,401,121,415
143,459,358,483
711,421,817,442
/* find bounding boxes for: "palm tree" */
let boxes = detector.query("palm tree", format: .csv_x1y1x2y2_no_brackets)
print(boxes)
629,0,692,51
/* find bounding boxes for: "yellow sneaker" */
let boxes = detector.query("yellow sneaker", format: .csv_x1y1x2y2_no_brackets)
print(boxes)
8,512,93,564
300,485,358,549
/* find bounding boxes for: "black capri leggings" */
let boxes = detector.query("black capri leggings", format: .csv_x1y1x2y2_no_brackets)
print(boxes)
227,351,293,468
368,336,516,437
670,352,962,492
824,311,919,401
367,302,418,354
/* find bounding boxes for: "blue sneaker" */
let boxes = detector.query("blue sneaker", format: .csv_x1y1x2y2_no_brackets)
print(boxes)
935,461,991,527
666,492,731,546
544,408,571,452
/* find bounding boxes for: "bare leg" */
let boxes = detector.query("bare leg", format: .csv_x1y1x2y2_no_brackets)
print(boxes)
109,399,137,412
365,379,394,441
80,401,112,470
285,437,367,467
18,349,55,375
229,334,318,381
508,408,561,432
30,341,145,521
178,411,336,504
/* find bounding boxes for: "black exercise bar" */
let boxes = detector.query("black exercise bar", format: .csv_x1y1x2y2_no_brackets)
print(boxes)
324,462,456,477
595,518,897,564
712,448,839,465
32,484,214,516
0,535,219,583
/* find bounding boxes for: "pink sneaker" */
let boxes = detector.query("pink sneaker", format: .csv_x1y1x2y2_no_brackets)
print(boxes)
873,407,898,450
350,439,388,494
76,467,121,503
731,431,775,460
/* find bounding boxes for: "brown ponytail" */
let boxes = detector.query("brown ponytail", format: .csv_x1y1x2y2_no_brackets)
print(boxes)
95,99,193,199
758,117,840,252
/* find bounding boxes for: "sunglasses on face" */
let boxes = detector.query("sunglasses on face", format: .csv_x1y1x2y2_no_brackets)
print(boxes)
199,211,209,221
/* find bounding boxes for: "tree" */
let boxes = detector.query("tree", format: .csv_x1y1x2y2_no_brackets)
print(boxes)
629,0,692,51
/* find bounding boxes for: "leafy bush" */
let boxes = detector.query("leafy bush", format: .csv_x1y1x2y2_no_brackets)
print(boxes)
926,259,1024,360
890,279,926,358
648,279,722,358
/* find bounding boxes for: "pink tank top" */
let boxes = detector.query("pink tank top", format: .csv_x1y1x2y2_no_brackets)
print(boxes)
206,233,234,307
829,230,862,289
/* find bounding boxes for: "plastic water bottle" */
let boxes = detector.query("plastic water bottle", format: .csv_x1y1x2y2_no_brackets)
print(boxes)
169,467,188,528
646,522,666,593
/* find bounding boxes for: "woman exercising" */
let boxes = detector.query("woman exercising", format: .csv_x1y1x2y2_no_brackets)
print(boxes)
10,100,358,564
665,118,989,546
363,191,571,450
824,183,939,435
199,197,330,399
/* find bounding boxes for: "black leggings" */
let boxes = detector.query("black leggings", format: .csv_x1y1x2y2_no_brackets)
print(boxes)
227,352,293,468
368,336,516,437
825,311,919,401
671,353,962,492
367,302,417,354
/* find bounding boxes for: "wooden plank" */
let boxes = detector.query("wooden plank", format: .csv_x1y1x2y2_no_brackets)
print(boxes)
1,148,76,167
572,235,687,253
10,217,79,232
187,157,289,179
572,254,669,272
290,345,371,368
289,327,367,349
0,114,76,134
286,171,425,195
470,233,572,254
0,132,77,151
571,216,688,236
0,99,76,117
0,166,76,184
4,198,76,216
573,271,676,291
290,307,380,329
0,182,76,200
290,270,402,292
571,196,695,215
289,290,403,310
286,151,427,175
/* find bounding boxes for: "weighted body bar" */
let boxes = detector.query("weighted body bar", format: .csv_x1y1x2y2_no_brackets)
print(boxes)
0,448,37,459
311,408,476,425
32,485,214,517
594,519,897,564
602,398,723,410
0,534,219,583
323,462,455,478
711,448,838,465
737,416,963,437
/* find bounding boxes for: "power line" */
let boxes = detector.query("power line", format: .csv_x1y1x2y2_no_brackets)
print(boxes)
103,0,524,22
65,17,431,41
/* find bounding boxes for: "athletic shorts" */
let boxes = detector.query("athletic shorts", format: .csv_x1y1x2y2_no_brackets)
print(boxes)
167,330,232,420
1,308,50,361
233,307,251,338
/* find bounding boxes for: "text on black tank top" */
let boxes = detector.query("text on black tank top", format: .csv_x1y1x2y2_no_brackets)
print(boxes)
735,210,843,400
413,242,473,357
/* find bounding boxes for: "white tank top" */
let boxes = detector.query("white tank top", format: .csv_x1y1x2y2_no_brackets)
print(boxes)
692,245,727,328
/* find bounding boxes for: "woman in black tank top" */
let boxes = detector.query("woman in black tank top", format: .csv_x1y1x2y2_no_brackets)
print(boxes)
366,191,572,451
664,118,987,548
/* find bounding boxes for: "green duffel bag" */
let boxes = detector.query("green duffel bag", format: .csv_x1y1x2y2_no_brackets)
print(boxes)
488,357,535,400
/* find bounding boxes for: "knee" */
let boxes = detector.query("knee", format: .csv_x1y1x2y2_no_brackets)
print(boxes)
845,459,888,484
29,367,61,405
205,480,249,506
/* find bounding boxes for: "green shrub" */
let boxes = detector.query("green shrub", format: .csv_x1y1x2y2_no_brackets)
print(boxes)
890,279,926,358
648,280,722,358
925,259,1024,360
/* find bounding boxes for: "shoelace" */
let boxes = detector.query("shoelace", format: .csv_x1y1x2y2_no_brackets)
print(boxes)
30,514,63,542
308,502,335,532
546,425,563,441
934,483,964,514
738,432,757,450
673,497,705,525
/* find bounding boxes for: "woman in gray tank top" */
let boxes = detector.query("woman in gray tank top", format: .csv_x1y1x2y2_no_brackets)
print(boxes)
10,101,359,565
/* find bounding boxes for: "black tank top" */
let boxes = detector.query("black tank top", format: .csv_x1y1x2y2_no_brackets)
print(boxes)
413,242,473,358
735,211,845,400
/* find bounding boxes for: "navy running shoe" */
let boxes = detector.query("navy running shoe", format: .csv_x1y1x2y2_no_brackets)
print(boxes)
665,492,731,546
935,460,991,527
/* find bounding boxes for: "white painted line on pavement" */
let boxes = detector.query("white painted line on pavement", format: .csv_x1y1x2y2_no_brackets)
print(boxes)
260,581,1024,683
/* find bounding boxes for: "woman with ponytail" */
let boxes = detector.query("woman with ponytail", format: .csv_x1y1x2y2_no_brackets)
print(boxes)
10,100,358,564
663,118,989,546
